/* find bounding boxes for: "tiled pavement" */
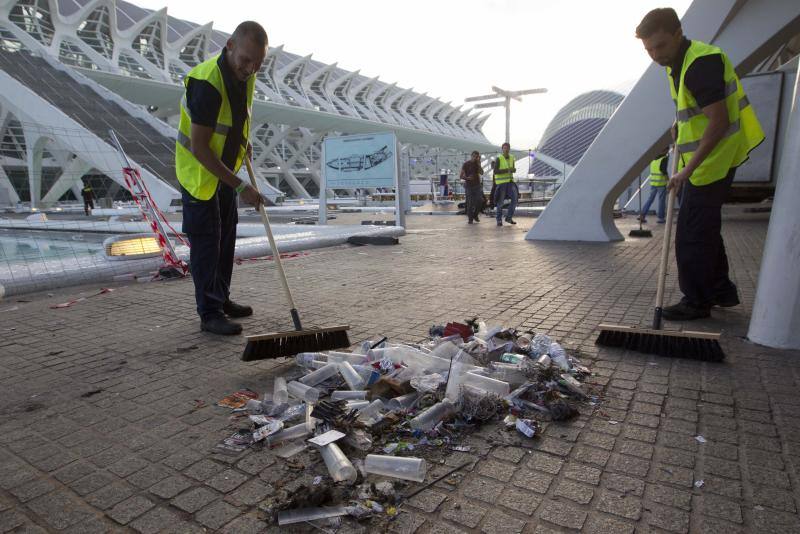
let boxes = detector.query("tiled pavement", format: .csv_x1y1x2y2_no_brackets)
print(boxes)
1,212,799,533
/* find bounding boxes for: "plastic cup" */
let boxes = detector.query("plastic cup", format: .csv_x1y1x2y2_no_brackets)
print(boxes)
365,454,426,482
338,361,365,390
409,399,456,431
273,377,288,405
287,381,320,403
331,390,367,401
299,362,339,386
386,392,420,412
463,372,510,396
357,399,384,422
296,352,326,367
345,400,369,411
320,443,357,484
327,351,369,365
266,422,311,446
277,505,348,526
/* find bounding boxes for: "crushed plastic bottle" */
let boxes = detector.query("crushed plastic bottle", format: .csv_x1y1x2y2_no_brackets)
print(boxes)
548,342,570,371
530,333,552,356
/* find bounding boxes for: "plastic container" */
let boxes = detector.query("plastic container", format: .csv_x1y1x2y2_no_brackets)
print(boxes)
273,377,288,405
487,363,527,388
409,399,456,431
327,351,369,365
536,354,552,368
364,454,426,482
445,350,469,401
386,392,420,412
357,399,384,422
463,372,511,396
287,381,320,403
371,347,451,374
299,362,339,386
531,334,552,356
517,333,532,350
331,390,367,401
266,422,311,446
338,361,366,390
430,340,461,361
320,443,357,484
309,360,328,369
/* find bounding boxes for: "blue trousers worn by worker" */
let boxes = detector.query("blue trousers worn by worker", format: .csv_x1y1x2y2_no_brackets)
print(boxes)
641,185,667,222
181,183,238,322
494,182,518,222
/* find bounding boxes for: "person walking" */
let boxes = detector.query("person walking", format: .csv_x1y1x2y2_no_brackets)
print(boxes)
175,21,268,335
639,151,669,224
81,182,94,216
493,142,518,226
636,7,764,320
460,151,484,223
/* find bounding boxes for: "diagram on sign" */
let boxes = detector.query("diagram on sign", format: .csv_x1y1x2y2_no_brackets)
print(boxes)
326,145,393,172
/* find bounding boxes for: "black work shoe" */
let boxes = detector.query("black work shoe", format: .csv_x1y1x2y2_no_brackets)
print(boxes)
474,216,480,222
201,316,243,335
468,219,473,224
662,302,711,321
712,291,740,307
223,300,253,318
505,218,517,225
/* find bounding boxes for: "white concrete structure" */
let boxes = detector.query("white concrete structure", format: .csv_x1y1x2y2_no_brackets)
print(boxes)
0,0,494,203
748,65,800,349
527,0,800,242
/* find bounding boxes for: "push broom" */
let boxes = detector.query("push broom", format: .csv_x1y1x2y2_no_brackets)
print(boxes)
241,158,350,361
596,146,724,361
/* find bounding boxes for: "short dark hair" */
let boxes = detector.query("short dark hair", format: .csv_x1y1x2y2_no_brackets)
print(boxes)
232,21,268,47
501,142,510,149
471,150,480,157
636,8,681,39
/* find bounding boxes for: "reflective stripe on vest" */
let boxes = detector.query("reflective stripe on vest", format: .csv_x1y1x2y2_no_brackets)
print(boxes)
495,154,515,184
648,156,668,187
667,40,764,186
175,54,256,200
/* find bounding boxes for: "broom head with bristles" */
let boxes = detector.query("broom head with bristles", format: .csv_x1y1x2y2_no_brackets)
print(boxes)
242,325,350,361
595,324,724,362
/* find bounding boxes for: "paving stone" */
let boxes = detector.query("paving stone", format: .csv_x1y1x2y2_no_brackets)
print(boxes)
702,476,742,500
480,509,526,534
85,480,136,510
490,447,527,464
53,461,96,484
538,500,587,530
149,474,194,499
0,509,27,532
526,452,563,474
584,513,635,534
184,458,226,481
171,487,220,513
497,487,541,516
441,498,487,528
108,456,149,478
426,524,468,534
608,453,650,478
533,437,573,457
126,464,170,488
619,440,654,459
161,450,205,471
748,465,789,488
107,495,156,525
224,478,273,507
389,510,426,533
462,476,504,504
9,478,56,502
702,494,743,523
596,490,641,520
236,452,277,475
554,479,594,504
476,459,516,482
573,445,611,467
751,507,800,533
128,506,184,534
406,489,447,513
220,514,269,534
563,462,602,485
698,516,745,534
69,470,117,496
511,468,553,494
645,483,693,511
27,491,91,529
205,469,248,493
752,485,797,513
604,473,644,497
195,501,241,530
645,502,691,533
655,464,694,488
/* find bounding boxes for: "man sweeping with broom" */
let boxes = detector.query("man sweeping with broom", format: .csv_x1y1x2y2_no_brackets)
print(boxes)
176,22,268,335
636,7,764,321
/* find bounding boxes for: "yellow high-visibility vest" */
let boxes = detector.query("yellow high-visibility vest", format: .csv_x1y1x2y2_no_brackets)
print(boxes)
649,157,668,187
175,54,255,200
667,40,764,186
495,154,515,185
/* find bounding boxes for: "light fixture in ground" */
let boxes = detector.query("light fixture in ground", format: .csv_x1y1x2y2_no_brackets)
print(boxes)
103,233,163,260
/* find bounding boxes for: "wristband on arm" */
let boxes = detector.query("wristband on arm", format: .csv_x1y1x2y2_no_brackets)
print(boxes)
235,181,246,194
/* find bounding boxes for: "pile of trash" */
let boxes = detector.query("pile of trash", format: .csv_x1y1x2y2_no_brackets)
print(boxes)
216,320,595,527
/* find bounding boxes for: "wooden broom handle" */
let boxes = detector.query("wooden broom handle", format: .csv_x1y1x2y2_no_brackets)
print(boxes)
654,147,679,319
244,158,298,312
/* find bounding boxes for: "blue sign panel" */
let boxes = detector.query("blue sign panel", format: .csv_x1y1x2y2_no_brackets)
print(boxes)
323,132,397,188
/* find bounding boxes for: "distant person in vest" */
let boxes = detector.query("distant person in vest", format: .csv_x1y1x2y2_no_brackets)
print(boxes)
81,182,94,216
493,142,518,226
175,21,268,336
460,151,484,224
639,150,669,224
636,8,764,321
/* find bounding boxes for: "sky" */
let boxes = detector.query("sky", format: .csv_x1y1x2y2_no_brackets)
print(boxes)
136,0,692,149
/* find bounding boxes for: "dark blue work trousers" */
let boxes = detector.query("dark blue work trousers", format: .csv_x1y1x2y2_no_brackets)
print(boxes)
182,183,238,322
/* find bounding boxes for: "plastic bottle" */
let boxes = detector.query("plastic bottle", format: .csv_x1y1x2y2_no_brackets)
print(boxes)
266,422,311,446
286,381,320,403
330,390,367,401
338,361,366,390
364,454,426,482
273,377,288,404
327,352,369,365
357,399,384,423
548,342,570,371
531,333,552,356
386,392,420,412
445,350,469,401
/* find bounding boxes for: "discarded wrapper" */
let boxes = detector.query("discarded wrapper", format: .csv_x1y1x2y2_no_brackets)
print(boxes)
515,418,537,438
308,429,346,447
